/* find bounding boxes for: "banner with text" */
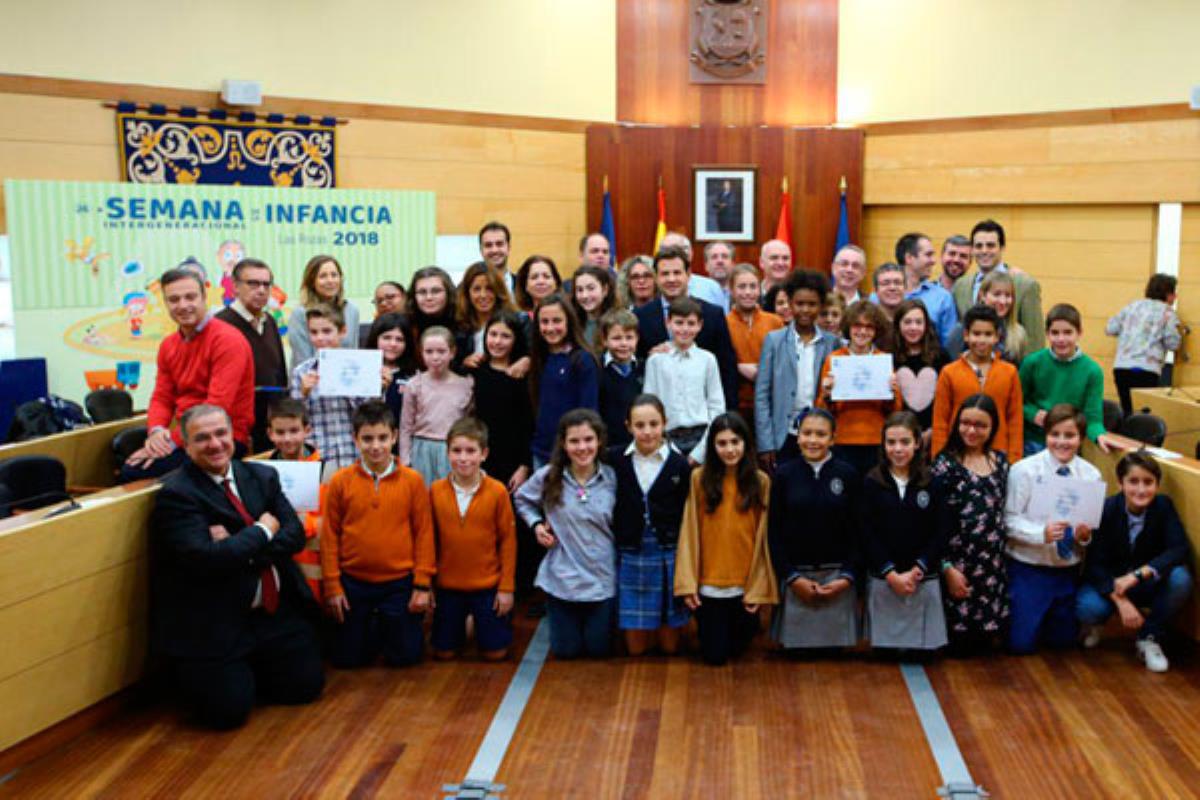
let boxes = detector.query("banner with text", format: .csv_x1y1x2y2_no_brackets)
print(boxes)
5,179,434,404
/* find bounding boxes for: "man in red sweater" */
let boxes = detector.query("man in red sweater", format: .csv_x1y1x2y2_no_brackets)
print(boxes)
121,267,255,482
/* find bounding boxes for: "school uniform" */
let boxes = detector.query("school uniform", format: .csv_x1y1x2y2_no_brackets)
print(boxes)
430,475,517,653
675,470,778,665
768,455,861,648
1004,450,1101,653
858,467,947,650
598,355,644,451
1077,494,1194,642
610,443,691,631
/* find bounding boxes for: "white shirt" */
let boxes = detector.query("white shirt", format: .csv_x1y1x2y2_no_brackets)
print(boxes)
450,473,483,516
892,472,909,499
625,441,669,493
643,343,725,463
790,328,821,427
807,453,833,478
1004,449,1102,567
209,465,277,608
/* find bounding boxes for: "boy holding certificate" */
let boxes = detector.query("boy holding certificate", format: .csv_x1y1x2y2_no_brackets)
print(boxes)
290,304,363,469
1003,404,1101,654
266,397,325,600
816,300,901,476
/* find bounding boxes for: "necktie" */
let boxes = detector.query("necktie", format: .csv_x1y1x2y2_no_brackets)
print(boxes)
1052,466,1074,558
222,478,279,613
613,362,631,378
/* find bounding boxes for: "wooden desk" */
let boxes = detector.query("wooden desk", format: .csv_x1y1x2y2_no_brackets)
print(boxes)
1083,434,1200,638
0,415,147,489
0,479,159,752
1130,386,1200,458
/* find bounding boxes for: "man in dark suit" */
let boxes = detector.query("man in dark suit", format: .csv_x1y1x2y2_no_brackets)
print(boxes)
634,245,738,409
151,404,324,728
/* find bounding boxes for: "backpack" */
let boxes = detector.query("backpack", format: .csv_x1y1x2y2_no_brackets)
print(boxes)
6,396,89,442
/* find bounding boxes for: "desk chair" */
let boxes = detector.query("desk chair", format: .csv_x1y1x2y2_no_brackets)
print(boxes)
0,455,69,514
112,426,149,473
85,389,135,423
1102,399,1124,433
1119,413,1167,448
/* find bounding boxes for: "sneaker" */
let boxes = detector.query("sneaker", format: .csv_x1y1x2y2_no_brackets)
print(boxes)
1082,626,1103,649
1136,637,1170,673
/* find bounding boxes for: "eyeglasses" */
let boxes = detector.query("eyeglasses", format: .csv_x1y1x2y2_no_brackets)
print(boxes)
237,279,272,289
628,273,654,282
959,420,991,430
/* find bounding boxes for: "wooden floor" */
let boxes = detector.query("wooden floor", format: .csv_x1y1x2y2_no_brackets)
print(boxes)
2,614,1199,799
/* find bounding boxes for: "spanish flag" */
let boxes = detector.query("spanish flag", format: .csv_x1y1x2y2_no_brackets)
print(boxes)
653,177,666,253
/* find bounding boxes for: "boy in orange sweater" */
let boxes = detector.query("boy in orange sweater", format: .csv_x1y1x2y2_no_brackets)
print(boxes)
932,305,1024,463
322,399,435,668
265,398,324,601
430,418,517,660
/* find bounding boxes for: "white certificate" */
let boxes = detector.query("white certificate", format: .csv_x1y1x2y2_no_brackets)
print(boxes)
259,460,322,513
830,353,894,401
316,348,382,398
1027,476,1107,528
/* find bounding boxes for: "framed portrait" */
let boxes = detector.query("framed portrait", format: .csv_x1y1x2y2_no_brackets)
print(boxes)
694,167,755,242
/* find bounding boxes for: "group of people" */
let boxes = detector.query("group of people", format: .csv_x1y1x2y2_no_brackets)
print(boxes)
136,217,1190,730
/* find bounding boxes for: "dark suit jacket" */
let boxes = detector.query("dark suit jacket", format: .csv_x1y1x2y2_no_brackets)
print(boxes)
634,297,738,410
1084,494,1191,595
151,459,313,660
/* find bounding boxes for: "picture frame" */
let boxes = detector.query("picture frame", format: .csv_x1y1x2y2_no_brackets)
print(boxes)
693,167,755,242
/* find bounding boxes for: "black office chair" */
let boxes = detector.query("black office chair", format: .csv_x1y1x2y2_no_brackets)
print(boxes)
85,389,134,423
0,483,12,519
0,455,69,514
1120,413,1167,448
111,426,149,472
1102,399,1124,433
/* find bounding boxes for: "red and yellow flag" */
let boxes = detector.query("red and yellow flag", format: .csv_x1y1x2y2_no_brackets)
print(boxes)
775,176,792,251
653,177,667,253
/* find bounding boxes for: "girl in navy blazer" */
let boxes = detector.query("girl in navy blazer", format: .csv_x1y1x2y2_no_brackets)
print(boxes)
611,394,693,655
1077,451,1193,672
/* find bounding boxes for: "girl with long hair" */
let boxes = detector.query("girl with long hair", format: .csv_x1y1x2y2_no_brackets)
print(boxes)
529,294,599,469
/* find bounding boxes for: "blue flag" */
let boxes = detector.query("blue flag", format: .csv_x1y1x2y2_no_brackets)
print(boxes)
600,190,617,267
834,192,849,256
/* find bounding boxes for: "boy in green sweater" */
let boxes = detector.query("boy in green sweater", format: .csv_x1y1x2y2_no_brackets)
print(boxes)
1019,303,1118,454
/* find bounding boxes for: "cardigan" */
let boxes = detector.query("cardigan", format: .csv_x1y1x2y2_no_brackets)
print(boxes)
767,456,861,585
430,475,517,593
532,349,600,462
609,443,692,551
858,467,943,577
598,357,645,451
931,354,1024,465
674,470,778,605
1084,494,1191,595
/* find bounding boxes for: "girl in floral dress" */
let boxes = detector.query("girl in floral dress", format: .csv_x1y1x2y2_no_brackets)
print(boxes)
931,392,1010,652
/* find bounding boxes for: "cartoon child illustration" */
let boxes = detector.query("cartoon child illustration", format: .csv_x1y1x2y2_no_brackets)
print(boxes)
123,290,149,337
269,283,289,334
216,240,246,306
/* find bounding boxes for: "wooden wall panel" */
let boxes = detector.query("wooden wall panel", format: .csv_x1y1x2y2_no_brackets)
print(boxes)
863,204,1157,395
586,125,863,271
865,118,1200,205
616,0,838,125
1176,205,1200,386
0,92,587,280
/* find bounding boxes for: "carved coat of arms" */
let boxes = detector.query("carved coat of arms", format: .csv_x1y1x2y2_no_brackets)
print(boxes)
689,0,767,84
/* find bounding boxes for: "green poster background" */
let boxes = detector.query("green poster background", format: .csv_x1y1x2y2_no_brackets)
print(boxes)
5,179,435,405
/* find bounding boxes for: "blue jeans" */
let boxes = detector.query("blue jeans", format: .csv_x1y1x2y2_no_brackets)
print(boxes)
546,596,614,659
330,573,424,668
1007,559,1078,654
1076,566,1193,640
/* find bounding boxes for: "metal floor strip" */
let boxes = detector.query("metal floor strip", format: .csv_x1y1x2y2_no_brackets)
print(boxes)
443,618,551,799
900,662,988,799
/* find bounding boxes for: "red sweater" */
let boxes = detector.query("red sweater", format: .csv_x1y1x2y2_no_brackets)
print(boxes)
148,316,255,446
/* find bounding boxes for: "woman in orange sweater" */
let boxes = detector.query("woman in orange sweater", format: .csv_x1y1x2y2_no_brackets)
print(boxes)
817,300,902,476
430,418,517,661
931,305,1024,465
674,412,777,665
